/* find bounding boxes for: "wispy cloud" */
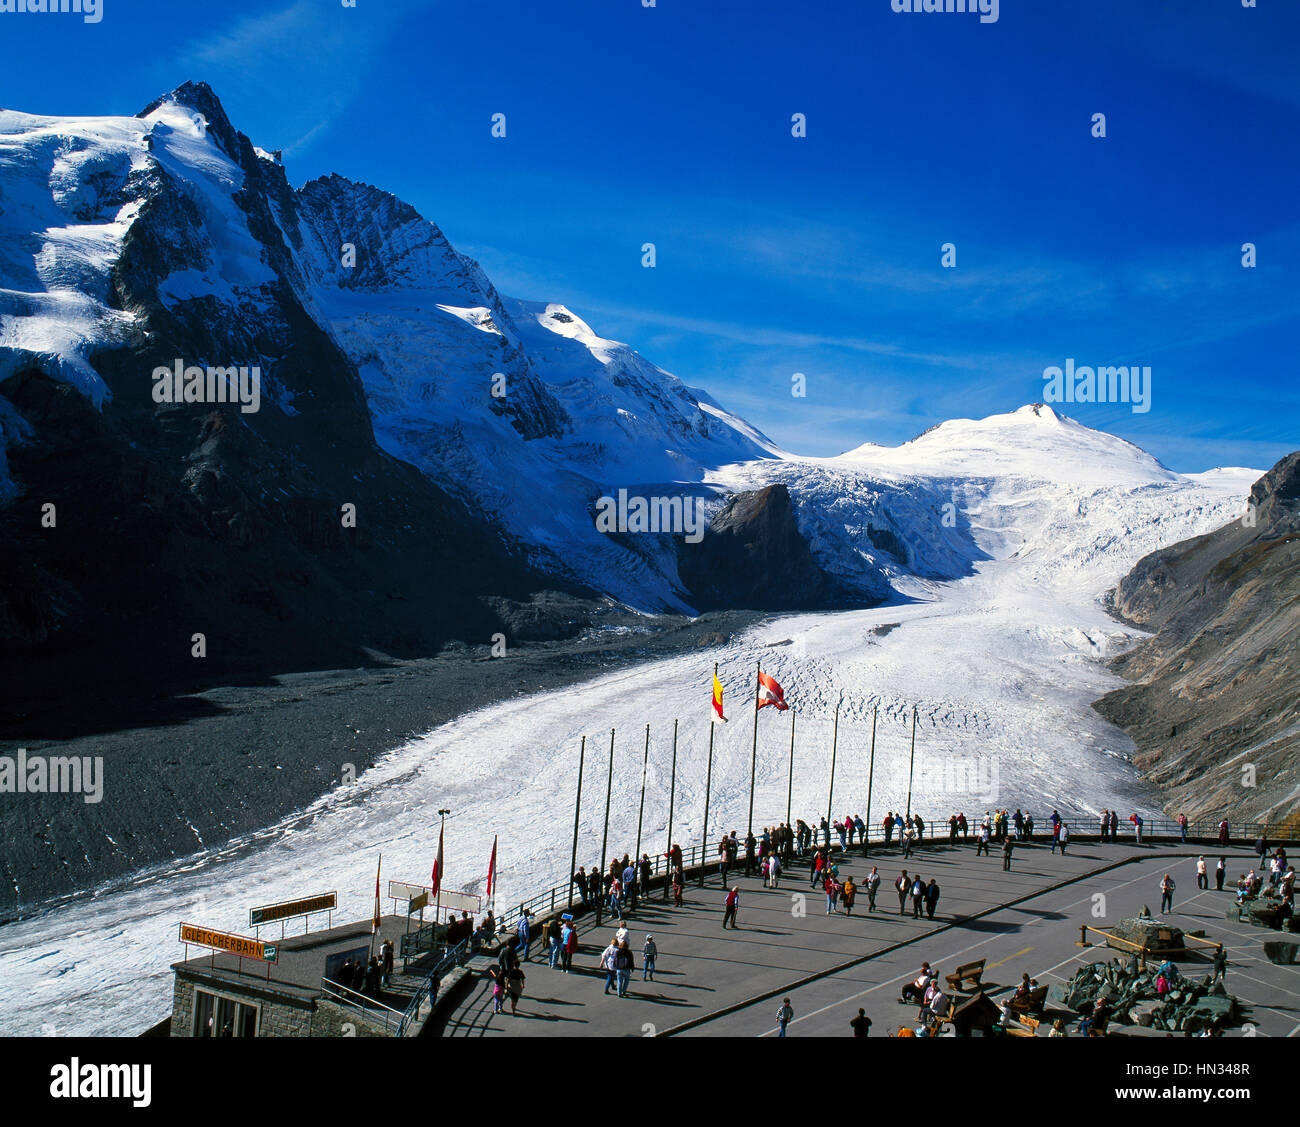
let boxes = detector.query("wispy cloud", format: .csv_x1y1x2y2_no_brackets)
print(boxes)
175,0,430,155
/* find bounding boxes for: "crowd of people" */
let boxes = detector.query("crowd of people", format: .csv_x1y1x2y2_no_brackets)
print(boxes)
469,806,1292,1028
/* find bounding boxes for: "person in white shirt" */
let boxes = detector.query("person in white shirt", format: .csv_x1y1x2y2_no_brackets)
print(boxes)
1196,856,1208,890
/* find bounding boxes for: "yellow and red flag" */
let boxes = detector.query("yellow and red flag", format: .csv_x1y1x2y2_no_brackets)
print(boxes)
712,671,728,723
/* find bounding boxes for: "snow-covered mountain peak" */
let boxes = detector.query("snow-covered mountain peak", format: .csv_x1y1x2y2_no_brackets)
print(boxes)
837,403,1174,487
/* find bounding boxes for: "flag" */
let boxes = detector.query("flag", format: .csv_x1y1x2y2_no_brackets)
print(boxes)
431,822,445,899
486,835,497,906
371,854,382,934
757,670,789,711
712,671,728,723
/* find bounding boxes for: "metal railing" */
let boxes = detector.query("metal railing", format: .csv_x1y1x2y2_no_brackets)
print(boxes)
492,810,1296,934
320,976,409,1036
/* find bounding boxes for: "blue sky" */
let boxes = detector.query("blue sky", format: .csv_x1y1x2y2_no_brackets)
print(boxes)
3,0,1298,471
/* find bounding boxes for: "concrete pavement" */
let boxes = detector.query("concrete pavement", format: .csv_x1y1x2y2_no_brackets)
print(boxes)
433,839,1294,1038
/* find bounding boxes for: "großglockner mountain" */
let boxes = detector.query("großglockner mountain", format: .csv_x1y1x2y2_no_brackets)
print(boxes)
1096,452,1300,829
0,82,1272,728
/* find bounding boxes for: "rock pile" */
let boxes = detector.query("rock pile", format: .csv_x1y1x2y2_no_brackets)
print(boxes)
1048,957,1237,1034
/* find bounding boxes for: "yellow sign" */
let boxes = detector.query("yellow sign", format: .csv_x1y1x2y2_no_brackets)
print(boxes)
180,923,279,963
249,891,337,927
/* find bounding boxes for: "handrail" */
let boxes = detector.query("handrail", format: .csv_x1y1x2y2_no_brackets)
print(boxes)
321,976,406,1034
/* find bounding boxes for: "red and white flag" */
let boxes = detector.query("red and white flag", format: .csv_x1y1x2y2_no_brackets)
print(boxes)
485,835,497,906
431,822,445,899
757,670,789,711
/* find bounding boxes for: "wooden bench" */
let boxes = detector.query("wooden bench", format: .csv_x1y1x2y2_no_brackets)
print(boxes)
1005,1015,1041,1038
1008,984,1048,1016
945,959,986,993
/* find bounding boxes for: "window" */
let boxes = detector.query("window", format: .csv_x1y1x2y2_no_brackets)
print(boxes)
193,989,259,1037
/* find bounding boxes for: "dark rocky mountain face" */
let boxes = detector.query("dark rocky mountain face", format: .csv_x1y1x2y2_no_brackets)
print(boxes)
1095,451,1300,829
0,83,571,732
678,483,867,612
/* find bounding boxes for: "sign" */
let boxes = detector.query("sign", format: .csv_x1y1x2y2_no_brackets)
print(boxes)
409,892,429,914
249,891,337,928
389,881,480,916
388,881,429,903
180,923,279,964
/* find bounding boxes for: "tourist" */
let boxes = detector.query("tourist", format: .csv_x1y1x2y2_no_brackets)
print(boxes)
723,886,740,929
958,811,969,841
851,1008,872,1036
910,874,925,919
1212,945,1228,983
1058,822,1070,856
776,997,794,1038
671,863,684,907
900,962,933,1004
768,852,781,889
573,866,589,906
744,832,757,877
1049,1018,1067,1037
559,920,576,973
1025,813,1035,841
642,934,657,981
488,966,504,1014
1215,857,1226,891
587,867,602,908
599,936,619,994
1177,812,1189,844
824,875,839,915
1217,818,1230,846
949,814,959,845
1109,810,1119,840
1002,836,1014,871
381,939,394,987
884,812,896,848
1100,809,1110,843
505,963,525,1014
842,876,857,916
896,870,911,915
614,939,635,997
516,911,532,961
866,866,881,912
976,822,990,856
925,878,941,920
546,919,562,968
902,822,916,859
1131,812,1144,844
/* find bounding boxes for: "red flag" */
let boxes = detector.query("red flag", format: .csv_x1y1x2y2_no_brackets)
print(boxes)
371,854,382,934
757,670,789,711
431,822,445,899
486,835,497,904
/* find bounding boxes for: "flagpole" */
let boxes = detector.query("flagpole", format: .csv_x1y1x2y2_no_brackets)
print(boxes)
701,667,717,888
785,710,795,829
826,693,841,841
905,705,917,822
596,728,615,928
369,852,382,958
634,724,650,902
665,719,678,900
568,736,586,911
435,809,449,939
864,705,877,858
747,661,760,840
